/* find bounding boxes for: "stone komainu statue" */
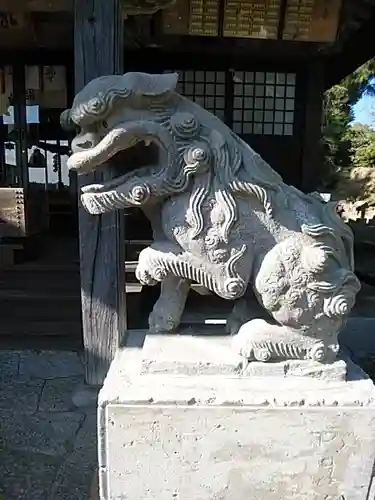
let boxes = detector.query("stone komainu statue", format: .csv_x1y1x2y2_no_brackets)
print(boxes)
62,72,360,365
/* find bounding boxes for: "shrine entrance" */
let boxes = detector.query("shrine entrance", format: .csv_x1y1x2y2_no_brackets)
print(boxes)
0,56,83,348
0,58,75,241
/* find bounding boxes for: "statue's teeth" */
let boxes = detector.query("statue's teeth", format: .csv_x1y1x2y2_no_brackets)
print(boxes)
144,139,151,147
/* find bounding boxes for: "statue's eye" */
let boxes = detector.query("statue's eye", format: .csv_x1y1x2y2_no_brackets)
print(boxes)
102,120,108,129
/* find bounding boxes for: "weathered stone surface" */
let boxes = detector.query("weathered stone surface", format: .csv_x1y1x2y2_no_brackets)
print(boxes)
105,406,375,500
39,376,84,412
141,333,348,381
141,333,242,376
0,350,20,381
19,351,84,379
98,348,375,499
0,378,44,414
66,71,359,370
369,475,375,500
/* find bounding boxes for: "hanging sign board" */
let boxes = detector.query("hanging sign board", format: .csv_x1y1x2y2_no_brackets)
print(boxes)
189,0,220,36
223,0,281,39
25,65,67,109
283,0,342,42
43,66,66,92
162,0,220,36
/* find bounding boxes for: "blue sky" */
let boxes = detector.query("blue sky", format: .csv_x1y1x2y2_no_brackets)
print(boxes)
351,77,375,129
352,93,375,128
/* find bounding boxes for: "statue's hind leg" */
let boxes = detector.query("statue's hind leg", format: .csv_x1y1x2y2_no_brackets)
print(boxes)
232,318,340,364
232,239,361,364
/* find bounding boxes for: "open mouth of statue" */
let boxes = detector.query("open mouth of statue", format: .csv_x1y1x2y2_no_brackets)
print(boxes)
67,120,169,214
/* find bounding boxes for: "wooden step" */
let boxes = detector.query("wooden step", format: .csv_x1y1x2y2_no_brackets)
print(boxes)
0,261,142,289
0,320,82,336
0,297,81,320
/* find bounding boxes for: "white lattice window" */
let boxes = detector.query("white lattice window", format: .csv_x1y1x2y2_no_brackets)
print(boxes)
232,71,296,136
168,70,226,121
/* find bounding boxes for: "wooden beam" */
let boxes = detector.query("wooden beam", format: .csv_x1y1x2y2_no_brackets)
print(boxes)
324,12,375,89
0,0,73,11
0,0,27,11
74,0,126,386
150,35,327,61
277,0,287,40
300,61,325,193
28,0,73,10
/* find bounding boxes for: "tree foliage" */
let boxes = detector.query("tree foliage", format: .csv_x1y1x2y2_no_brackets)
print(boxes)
343,59,375,104
346,124,375,170
322,58,375,191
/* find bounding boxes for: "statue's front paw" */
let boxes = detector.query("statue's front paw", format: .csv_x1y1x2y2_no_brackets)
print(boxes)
231,319,274,362
135,266,157,286
148,310,177,333
232,327,255,360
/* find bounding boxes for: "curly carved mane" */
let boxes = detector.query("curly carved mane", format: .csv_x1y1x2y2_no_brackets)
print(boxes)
146,96,354,273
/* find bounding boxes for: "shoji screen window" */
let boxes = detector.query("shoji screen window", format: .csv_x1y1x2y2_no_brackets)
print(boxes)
232,71,296,136
174,70,226,121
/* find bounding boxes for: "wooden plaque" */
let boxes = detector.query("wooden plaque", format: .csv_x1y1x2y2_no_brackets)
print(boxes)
163,0,221,36
223,0,281,39
189,0,220,36
283,0,342,42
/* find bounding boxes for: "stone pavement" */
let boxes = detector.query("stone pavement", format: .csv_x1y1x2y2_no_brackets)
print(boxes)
0,350,98,500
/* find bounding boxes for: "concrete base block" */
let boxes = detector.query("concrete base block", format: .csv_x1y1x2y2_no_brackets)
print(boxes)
98,332,375,500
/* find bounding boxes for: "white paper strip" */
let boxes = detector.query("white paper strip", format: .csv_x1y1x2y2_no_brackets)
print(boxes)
25,65,41,90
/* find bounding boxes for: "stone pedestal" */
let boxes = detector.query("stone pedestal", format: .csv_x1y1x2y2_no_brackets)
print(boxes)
98,331,375,500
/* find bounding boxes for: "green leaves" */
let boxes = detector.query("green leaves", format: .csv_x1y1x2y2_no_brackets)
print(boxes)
321,58,375,192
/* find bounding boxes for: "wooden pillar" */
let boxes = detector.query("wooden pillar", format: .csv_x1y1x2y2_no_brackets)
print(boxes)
300,61,325,193
74,0,126,385
13,64,29,190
